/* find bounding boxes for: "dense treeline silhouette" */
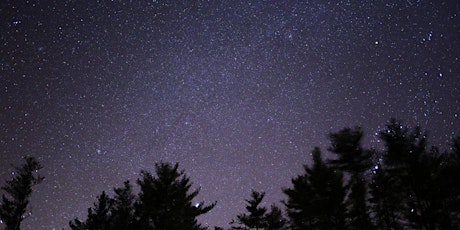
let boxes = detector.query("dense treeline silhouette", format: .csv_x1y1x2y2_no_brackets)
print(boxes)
0,119,459,229
283,119,459,230
69,163,215,230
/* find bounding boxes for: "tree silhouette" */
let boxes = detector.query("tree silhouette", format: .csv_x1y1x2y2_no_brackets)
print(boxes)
370,119,460,229
328,127,373,229
438,137,460,229
328,127,372,174
0,157,43,230
64,120,460,230
231,190,267,230
231,190,286,230
70,191,113,230
368,164,403,230
284,147,345,230
264,205,286,230
136,162,215,230
404,146,460,230
110,181,135,230
70,162,215,230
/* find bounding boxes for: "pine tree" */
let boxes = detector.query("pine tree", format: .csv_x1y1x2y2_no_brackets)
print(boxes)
264,205,286,230
0,157,44,230
70,162,214,230
110,181,135,230
328,127,372,174
136,162,215,230
437,137,460,229
374,119,460,229
284,147,346,230
230,190,267,230
328,127,373,229
69,191,113,230
368,164,403,230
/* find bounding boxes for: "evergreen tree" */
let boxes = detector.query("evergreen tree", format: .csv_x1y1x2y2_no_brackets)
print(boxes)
371,119,421,229
69,191,113,230
437,137,460,229
136,162,215,230
447,136,460,228
231,190,267,230
328,127,372,174
368,164,403,230
264,205,286,230
0,157,44,230
110,181,135,230
70,162,214,230
283,172,312,229
404,146,459,230
284,147,346,230
374,119,460,229
231,191,286,230
328,127,373,229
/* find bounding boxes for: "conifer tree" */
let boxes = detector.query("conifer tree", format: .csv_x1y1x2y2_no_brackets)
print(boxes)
231,191,286,230
328,127,373,229
70,162,214,230
264,205,286,230
110,181,135,230
373,119,460,229
136,162,215,230
231,190,267,230
284,147,345,229
438,137,460,229
0,157,43,230
69,191,113,230
368,165,403,230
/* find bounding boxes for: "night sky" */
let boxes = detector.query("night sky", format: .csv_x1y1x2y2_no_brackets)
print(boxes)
1,0,459,229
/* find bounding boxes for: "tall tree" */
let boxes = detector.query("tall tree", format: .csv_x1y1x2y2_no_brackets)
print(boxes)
136,162,215,230
284,147,346,230
0,157,44,230
328,127,373,229
110,181,135,230
437,137,460,229
374,119,460,229
368,164,403,230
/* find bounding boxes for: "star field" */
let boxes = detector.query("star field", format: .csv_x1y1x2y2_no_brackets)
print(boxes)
1,1,459,229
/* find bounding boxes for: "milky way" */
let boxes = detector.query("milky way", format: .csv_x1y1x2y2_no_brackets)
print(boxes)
1,1,459,229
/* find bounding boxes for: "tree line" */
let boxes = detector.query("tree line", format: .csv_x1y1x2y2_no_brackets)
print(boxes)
1,119,459,229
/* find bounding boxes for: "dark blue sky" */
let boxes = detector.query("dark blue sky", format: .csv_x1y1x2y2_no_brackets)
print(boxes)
1,0,459,229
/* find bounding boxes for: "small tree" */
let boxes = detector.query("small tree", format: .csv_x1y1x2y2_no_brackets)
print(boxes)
231,190,267,230
0,157,44,230
231,191,286,230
